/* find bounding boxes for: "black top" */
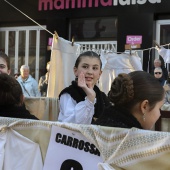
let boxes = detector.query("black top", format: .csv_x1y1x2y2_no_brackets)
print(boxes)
0,105,39,120
95,105,143,129
151,66,168,81
39,75,48,97
59,81,111,123
156,77,165,86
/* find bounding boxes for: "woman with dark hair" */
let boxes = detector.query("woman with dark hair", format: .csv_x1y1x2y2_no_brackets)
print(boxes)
58,51,110,124
0,51,10,74
95,71,165,130
0,73,38,120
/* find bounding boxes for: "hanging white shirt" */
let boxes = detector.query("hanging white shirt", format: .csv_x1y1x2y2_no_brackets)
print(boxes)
58,93,96,124
157,46,170,63
99,50,143,94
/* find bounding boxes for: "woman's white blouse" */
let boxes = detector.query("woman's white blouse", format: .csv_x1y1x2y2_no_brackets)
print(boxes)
58,93,96,124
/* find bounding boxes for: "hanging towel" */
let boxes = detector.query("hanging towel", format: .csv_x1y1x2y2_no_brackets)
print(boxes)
47,36,80,98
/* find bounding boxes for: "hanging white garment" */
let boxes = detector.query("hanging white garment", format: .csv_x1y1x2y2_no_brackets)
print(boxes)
99,50,143,94
0,126,43,170
157,46,170,63
47,36,80,98
0,126,6,170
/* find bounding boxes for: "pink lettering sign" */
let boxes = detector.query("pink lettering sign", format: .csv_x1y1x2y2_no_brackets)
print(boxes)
48,37,53,46
126,35,142,45
38,0,161,11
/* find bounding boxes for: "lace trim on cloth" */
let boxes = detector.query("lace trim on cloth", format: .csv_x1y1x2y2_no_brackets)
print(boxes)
1,117,170,170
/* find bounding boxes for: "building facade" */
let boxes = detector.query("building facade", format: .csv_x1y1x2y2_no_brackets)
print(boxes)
0,0,169,80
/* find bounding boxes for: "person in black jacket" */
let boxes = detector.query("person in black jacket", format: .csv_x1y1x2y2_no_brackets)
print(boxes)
0,73,38,120
95,71,165,130
154,67,165,86
38,61,50,97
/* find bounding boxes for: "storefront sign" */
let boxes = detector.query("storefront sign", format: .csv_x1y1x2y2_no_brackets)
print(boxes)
125,44,141,50
43,126,103,170
39,0,161,11
126,35,142,45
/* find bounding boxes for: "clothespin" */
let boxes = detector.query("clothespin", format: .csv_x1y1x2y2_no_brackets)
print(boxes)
54,31,58,40
153,40,160,49
130,46,132,55
71,36,74,46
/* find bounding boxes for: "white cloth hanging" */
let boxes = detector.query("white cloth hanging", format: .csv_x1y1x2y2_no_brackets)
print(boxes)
157,46,170,64
47,36,80,98
0,126,43,170
99,50,143,94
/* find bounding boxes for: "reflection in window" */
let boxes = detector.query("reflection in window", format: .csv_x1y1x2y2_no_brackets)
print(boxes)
70,17,117,41
160,25,170,45
0,26,46,81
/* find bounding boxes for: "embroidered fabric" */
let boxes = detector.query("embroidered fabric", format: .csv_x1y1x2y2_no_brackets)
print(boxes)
1,118,170,170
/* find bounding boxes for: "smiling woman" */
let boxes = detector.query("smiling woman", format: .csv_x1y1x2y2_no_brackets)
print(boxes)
0,51,10,75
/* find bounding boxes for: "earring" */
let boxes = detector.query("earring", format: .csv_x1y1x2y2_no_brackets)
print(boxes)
143,113,146,121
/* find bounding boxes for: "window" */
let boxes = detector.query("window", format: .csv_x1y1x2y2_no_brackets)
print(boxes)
70,17,117,41
156,20,170,71
0,26,46,81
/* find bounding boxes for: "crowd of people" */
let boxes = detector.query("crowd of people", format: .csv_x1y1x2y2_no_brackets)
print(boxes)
0,50,168,131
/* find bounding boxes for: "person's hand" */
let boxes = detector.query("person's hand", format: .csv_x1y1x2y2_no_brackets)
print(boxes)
78,72,96,103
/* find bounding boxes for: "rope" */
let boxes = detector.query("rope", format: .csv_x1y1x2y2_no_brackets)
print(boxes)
3,0,170,52
4,0,53,36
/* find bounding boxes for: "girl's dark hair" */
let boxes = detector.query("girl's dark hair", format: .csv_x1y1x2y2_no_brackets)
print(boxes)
74,51,102,69
0,51,10,70
0,73,23,106
108,71,164,111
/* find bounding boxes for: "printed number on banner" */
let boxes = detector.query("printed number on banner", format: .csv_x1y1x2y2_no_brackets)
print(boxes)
60,159,83,170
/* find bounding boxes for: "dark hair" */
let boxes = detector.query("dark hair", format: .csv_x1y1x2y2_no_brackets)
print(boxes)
108,71,164,111
0,51,10,70
14,73,20,76
74,51,102,69
0,73,23,106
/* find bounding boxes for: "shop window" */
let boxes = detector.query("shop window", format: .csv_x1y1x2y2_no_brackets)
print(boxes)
70,17,117,41
156,20,170,72
0,26,46,81
160,25,170,45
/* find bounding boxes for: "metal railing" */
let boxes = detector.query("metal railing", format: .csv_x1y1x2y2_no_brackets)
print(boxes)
76,41,117,55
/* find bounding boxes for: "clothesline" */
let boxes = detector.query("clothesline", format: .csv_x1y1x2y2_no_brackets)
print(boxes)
142,43,170,51
3,0,170,54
